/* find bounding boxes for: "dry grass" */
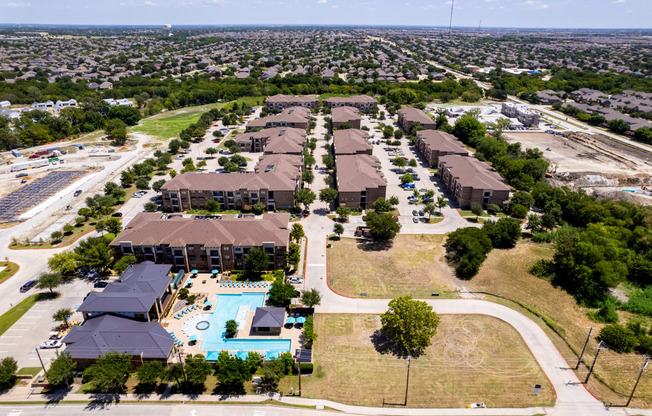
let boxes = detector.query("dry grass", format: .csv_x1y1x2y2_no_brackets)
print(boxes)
285,314,555,408
469,241,652,408
327,236,458,298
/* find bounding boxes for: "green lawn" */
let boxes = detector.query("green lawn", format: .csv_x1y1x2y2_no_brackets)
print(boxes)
0,262,19,284
0,294,49,336
16,367,41,377
130,96,264,141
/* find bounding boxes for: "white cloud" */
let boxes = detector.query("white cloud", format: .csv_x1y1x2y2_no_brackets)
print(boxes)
331,4,339,7
143,0,156,5
203,0,227,4
6,2,31,7
318,0,327,3
521,0,549,9
613,0,626,3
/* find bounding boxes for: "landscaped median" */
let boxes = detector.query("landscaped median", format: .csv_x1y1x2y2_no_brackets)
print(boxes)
0,293,57,336
0,262,19,284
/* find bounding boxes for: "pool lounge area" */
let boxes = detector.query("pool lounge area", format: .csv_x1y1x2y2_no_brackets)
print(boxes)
164,278,302,359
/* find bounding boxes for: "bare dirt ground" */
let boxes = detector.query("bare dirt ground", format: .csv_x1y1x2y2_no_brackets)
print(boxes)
504,132,652,203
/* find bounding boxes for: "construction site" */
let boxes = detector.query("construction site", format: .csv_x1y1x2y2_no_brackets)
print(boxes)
503,131,652,205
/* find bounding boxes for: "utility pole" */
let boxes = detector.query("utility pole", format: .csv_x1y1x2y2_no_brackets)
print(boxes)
576,327,594,370
404,356,411,406
34,347,47,376
297,360,302,396
178,348,187,383
448,0,455,38
585,341,607,384
626,357,649,407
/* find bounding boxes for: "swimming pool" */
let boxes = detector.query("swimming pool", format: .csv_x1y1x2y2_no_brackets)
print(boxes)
199,292,292,353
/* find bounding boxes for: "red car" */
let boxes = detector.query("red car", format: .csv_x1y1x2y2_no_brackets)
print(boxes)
212,139,221,143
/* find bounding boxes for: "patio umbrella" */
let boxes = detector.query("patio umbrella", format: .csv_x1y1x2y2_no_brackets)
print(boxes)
296,316,306,324
191,269,198,275
286,317,296,324
206,351,220,361
211,269,219,276
189,334,198,342
204,300,212,306
185,279,193,285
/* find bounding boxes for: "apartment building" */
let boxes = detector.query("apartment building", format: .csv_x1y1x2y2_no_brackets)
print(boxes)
397,107,437,132
110,212,290,272
331,106,362,130
324,95,378,112
437,155,510,208
235,127,306,154
246,107,311,131
265,94,318,110
333,129,372,155
501,102,540,127
415,130,469,166
336,154,387,209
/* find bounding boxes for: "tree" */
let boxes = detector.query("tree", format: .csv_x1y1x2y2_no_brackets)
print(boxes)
510,204,528,219
424,202,437,219
215,351,250,394
0,357,18,388
435,196,448,214
380,296,440,357
400,174,413,184
53,308,73,328
321,154,335,170
445,227,493,279
333,223,344,239
607,119,630,134
302,170,314,184
336,206,350,222
83,351,131,393
151,179,166,193
48,251,79,276
394,130,404,140
136,361,163,387
135,177,150,190
95,220,106,235
37,272,62,294
120,170,135,187
268,276,296,306
252,202,266,215
301,289,322,308
526,214,543,233
50,231,63,243
392,157,406,167
107,105,141,126
204,200,220,212
470,203,483,221
365,211,401,242
205,147,218,156
225,320,238,338
290,223,305,243
483,218,522,249
599,324,638,353
452,116,487,146
144,202,158,212
185,354,212,386
294,189,316,210
104,217,122,235
389,195,399,206
319,188,338,204
408,159,417,167
63,224,74,234
104,182,126,200
47,352,76,388
113,255,136,275
488,117,511,139
74,236,113,272
287,243,301,270
245,247,269,276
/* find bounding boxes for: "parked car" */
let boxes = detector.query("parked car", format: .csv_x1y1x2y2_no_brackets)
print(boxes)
49,332,63,340
467,403,487,409
287,277,304,284
412,217,419,223
412,210,418,216
39,340,62,349
419,210,425,216
73,190,82,197
19,280,37,293
15,173,28,178
94,281,109,288
111,212,123,218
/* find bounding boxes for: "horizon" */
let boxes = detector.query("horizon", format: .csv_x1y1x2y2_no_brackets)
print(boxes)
0,0,650,30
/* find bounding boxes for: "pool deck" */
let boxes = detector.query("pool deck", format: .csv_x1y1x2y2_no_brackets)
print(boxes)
162,273,304,358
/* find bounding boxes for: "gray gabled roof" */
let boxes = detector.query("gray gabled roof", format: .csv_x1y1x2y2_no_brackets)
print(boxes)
77,262,172,314
62,314,174,359
251,307,285,328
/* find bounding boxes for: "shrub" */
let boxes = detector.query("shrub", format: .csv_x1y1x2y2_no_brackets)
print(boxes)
292,363,313,374
530,259,555,281
113,255,136,275
178,288,189,300
588,301,619,323
225,319,237,338
486,204,501,215
445,227,493,279
599,324,638,353
510,204,528,219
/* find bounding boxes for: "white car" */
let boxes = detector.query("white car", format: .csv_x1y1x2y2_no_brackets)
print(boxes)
39,340,62,349
287,277,304,284
467,402,487,409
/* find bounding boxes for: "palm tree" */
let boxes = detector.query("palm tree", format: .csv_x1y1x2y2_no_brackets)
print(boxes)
436,196,448,214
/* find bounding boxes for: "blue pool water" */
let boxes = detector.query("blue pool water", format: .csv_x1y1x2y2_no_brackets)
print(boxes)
199,292,291,354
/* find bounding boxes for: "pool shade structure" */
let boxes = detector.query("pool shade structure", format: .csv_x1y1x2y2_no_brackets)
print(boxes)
251,307,285,335
296,316,306,324
206,351,221,361
236,351,249,360
266,350,280,360
204,300,212,306
189,334,198,342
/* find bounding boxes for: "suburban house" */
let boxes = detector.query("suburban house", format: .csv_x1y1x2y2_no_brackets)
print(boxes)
333,129,373,155
397,108,437,132
110,213,290,272
324,95,377,113
99,81,113,90
437,155,511,208
62,262,177,368
501,102,540,127
331,106,362,130
265,94,318,110
235,127,306,154
246,107,311,132
336,154,387,209
160,161,301,212
31,100,54,110
251,307,286,335
415,130,469,166
536,90,563,104
77,262,176,322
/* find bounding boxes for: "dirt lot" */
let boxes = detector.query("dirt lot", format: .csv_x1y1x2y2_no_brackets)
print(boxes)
327,235,464,298
292,314,555,408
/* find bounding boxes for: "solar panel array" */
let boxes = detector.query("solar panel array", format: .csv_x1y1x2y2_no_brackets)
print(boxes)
0,171,86,221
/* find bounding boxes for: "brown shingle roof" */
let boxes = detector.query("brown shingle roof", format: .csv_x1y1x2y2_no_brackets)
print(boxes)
235,127,306,154
265,94,317,105
247,107,310,129
332,106,361,124
111,212,290,248
325,95,377,105
161,171,298,193
333,129,372,155
417,130,469,155
398,107,434,125
336,154,386,192
438,155,510,191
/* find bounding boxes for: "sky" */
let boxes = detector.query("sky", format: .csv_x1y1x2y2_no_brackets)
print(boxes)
0,0,649,29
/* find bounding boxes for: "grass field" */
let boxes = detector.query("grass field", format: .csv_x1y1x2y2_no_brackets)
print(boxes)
16,367,41,377
469,242,652,408
281,314,555,408
130,96,264,141
0,294,52,336
327,235,457,298
0,262,19,284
